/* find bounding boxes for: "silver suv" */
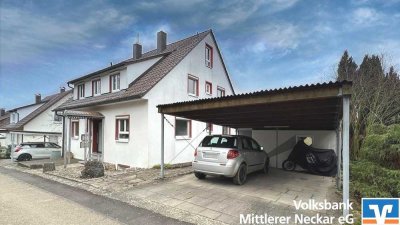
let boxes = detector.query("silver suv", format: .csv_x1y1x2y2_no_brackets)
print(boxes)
193,135,269,185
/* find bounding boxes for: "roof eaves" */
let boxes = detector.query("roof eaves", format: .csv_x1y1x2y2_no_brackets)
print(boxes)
68,52,172,84
7,91,71,130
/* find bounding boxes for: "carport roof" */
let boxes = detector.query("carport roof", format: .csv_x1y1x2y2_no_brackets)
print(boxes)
157,81,352,130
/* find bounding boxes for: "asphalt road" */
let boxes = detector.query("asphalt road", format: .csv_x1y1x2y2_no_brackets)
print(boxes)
0,167,191,225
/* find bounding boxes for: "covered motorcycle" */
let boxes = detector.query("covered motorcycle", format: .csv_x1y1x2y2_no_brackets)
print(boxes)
282,138,337,176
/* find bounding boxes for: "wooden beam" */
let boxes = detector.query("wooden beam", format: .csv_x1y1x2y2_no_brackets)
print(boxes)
158,86,343,114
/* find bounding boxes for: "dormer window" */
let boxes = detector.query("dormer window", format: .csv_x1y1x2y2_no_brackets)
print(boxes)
92,79,101,96
77,84,85,99
205,44,213,68
11,112,19,123
110,74,120,92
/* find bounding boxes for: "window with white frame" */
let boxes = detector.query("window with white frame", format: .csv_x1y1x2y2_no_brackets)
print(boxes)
205,44,213,68
187,75,199,96
92,79,101,96
110,74,120,92
77,84,85,99
205,81,212,95
116,116,129,141
217,87,225,97
175,118,191,138
71,121,79,139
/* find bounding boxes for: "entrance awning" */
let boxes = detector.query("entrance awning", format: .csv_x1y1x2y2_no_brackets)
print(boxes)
157,81,352,130
61,110,104,119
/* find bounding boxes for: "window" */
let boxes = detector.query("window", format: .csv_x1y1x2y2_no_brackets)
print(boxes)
222,126,230,135
217,87,225,97
110,74,120,92
187,75,199,96
54,112,62,122
11,112,19,123
116,116,129,142
71,121,79,139
175,118,191,138
249,139,261,151
206,122,213,133
205,81,212,95
77,84,85,99
92,79,101,96
205,44,213,68
242,138,251,150
201,136,238,148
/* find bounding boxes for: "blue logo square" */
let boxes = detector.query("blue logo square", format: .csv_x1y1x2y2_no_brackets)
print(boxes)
362,198,400,225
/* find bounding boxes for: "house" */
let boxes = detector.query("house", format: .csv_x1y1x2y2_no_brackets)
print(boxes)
55,29,235,168
4,88,72,149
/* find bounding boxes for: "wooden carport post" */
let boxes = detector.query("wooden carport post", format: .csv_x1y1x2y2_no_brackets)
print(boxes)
160,113,165,178
342,95,350,217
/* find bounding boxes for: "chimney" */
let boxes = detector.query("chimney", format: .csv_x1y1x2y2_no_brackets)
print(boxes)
0,108,5,117
35,94,41,104
60,87,65,93
157,31,167,52
133,43,142,60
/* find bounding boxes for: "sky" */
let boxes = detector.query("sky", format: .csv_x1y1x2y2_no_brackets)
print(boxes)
1,0,400,109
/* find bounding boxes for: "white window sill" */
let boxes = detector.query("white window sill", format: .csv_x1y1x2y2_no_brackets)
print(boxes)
206,93,212,96
72,137,79,140
188,93,198,98
175,136,191,140
111,89,120,93
116,139,129,143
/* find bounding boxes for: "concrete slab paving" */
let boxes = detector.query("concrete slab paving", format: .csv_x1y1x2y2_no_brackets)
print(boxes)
116,168,341,225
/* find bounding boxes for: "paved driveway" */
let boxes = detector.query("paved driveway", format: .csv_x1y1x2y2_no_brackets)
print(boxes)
122,168,340,224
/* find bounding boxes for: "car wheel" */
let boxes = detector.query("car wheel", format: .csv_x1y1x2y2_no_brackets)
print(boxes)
18,154,32,161
282,160,296,171
233,163,247,185
194,172,206,179
262,160,269,174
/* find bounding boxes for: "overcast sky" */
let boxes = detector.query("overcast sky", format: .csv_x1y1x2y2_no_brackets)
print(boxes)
1,0,399,109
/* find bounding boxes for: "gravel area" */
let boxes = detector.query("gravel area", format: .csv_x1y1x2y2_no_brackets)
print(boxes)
44,163,194,192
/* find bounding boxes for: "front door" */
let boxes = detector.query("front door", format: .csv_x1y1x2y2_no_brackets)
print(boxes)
92,120,102,153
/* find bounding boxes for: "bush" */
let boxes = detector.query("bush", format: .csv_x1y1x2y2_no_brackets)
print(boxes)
351,160,400,201
81,161,104,178
360,124,400,169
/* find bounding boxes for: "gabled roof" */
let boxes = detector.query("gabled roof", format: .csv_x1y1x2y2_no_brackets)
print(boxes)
0,113,10,129
6,90,72,130
56,29,234,110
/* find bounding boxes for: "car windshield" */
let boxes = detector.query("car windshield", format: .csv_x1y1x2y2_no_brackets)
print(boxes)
201,136,238,148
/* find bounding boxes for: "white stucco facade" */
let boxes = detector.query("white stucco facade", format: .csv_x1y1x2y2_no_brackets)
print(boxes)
67,33,235,168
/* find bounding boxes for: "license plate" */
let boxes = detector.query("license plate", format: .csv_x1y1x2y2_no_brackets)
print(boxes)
203,152,219,159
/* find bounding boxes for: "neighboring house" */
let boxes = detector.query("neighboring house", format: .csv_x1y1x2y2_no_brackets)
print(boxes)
4,88,72,146
55,29,235,168
0,109,10,147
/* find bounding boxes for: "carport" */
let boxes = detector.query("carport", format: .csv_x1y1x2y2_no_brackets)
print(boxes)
9,130,62,160
157,81,352,216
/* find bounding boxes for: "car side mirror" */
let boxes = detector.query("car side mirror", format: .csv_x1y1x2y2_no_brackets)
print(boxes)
260,146,264,151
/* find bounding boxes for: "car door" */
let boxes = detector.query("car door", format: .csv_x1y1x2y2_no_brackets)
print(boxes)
241,137,258,173
249,138,266,170
31,143,46,159
44,143,56,158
